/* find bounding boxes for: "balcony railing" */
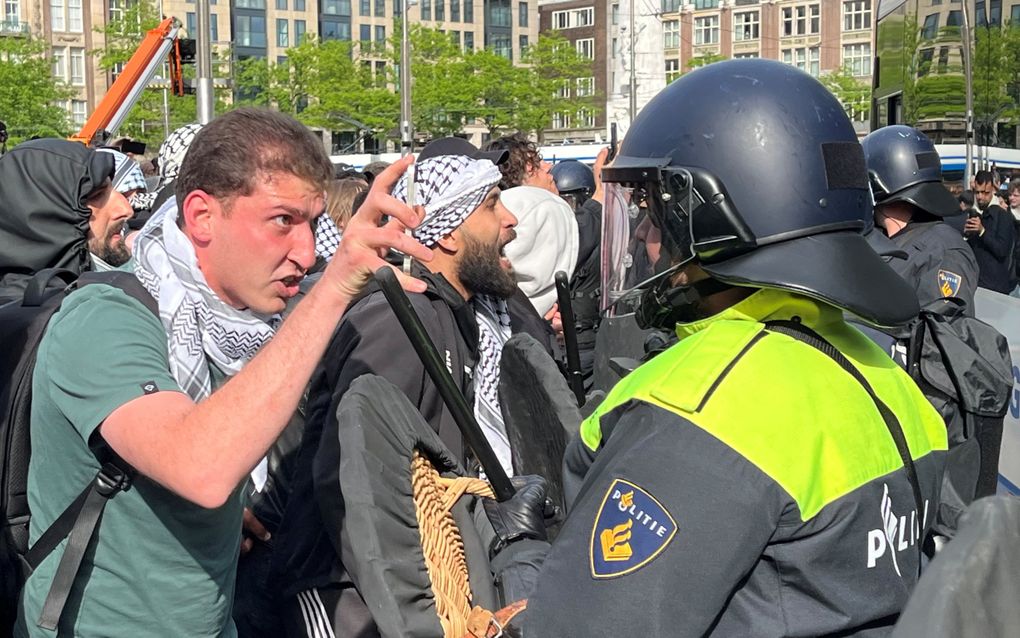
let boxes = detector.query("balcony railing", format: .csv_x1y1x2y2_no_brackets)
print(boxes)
0,20,30,35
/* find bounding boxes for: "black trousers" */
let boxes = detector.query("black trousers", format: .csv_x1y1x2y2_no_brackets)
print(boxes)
283,585,381,638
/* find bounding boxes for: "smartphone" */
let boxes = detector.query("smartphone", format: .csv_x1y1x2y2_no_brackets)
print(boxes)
607,123,618,162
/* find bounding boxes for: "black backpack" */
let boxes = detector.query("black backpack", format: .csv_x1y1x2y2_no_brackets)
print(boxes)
0,268,157,632
901,298,1014,536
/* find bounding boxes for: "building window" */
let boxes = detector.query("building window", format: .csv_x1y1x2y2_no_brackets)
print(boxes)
734,51,758,58
551,6,592,29
575,37,594,59
782,3,820,36
611,3,618,24
552,111,570,129
1012,4,1020,25
693,0,717,8
519,1,527,27
665,58,680,83
375,25,385,40
576,76,594,96
519,34,528,51
421,0,431,19
451,0,460,20
360,24,371,41
360,0,370,15
5,0,20,23
557,80,570,98
187,11,196,36
492,34,511,59
491,0,511,26
920,13,938,39
576,108,595,128
277,18,289,46
50,0,64,31
661,0,680,12
663,19,679,48
842,42,870,76
107,0,123,23
295,19,306,43
463,0,473,22
276,0,287,9
464,30,474,49
235,0,266,7
237,15,267,47
70,47,85,85
321,18,350,39
782,45,820,75
694,15,719,44
71,100,87,127
67,0,82,32
323,0,351,15
946,10,961,27
435,0,444,21
211,14,219,41
842,0,870,31
52,47,68,82
295,0,305,9
375,0,385,16
734,10,759,41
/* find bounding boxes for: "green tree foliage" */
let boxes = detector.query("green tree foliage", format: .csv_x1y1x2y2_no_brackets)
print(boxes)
820,65,871,123
685,53,728,71
234,36,398,138
95,0,229,148
0,34,73,144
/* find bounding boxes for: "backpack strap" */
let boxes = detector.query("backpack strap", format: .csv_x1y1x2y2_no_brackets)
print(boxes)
764,319,926,575
27,271,156,630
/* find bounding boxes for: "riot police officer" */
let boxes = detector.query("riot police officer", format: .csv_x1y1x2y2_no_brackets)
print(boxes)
519,60,948,636
863,125,978,312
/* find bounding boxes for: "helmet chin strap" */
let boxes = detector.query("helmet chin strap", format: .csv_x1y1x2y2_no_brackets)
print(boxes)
636,274,734,330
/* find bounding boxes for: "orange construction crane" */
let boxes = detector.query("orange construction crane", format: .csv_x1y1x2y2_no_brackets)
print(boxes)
70,17,186,146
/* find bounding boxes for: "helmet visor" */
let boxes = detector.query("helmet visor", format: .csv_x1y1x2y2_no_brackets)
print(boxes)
600,171,697,315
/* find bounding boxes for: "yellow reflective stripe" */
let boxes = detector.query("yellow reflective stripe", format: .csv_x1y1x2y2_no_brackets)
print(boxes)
580,317,947,521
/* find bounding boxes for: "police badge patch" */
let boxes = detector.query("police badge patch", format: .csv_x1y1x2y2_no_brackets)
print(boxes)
938,270,962,298
590,478,677,579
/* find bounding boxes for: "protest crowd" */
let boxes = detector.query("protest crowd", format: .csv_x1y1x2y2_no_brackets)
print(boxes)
0,59,1017,638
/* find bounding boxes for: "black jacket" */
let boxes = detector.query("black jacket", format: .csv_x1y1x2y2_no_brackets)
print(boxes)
888,220,978,312
570,198,602,381
967,204,1015,294
271,266,479,598
0,139,113,301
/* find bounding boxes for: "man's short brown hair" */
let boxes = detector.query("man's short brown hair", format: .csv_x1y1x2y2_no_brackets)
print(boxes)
484,132,541,190
175,108,332,212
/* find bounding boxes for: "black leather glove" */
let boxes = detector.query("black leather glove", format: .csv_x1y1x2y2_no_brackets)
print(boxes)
484,475,549,558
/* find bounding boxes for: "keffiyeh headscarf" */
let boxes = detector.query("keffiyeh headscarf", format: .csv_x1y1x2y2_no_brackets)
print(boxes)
98,148,148,195
133,199,278,401
157,123,203,190
394,153,514,476
314,214,343,261
392,155,503,247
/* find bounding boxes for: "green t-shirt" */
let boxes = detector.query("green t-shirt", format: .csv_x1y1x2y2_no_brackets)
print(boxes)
17,284,244,637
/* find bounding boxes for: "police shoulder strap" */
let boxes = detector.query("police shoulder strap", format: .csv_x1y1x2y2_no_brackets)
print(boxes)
764,320,926,561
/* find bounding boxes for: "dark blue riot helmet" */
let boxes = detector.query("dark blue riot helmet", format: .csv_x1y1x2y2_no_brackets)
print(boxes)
600,59,919,329
551,159,596,209
862,125,957,219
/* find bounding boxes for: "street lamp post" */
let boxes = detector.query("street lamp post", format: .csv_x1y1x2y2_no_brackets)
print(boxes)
196,0,215,124
960,0,975,185
400,0,417,157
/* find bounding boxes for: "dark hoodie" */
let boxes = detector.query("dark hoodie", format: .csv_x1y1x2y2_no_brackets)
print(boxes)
0,139,113,299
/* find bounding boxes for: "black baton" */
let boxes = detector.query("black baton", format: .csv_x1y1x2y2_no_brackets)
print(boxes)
554,271,586,407
374,267,515,501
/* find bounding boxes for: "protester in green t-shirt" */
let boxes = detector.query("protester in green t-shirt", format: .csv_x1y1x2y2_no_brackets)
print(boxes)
17,108,432,637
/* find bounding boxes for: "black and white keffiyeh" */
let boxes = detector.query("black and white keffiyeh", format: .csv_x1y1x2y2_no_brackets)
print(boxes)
157,123,203,190
314,214,342,261
98,148,148,195
472,294,514,477
133,199,278,402
392,155,502,247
